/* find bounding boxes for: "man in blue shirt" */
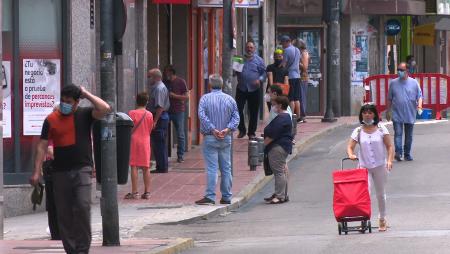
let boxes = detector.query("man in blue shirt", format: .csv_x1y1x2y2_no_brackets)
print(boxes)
236,41,266,139
280,35,301,121
387,62,423,161
196,74,240,205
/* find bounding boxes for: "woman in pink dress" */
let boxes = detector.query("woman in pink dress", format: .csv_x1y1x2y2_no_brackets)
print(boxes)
125,92,154,199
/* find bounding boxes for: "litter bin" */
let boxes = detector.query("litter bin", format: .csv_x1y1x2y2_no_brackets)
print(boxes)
93,112,134,185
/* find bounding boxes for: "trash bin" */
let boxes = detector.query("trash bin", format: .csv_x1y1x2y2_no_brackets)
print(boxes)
93,112,134,185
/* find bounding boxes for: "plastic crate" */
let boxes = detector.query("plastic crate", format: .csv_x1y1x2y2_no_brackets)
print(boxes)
417,108,432,120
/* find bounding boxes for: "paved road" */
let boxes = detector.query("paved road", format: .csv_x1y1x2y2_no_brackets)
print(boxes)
137,121,450,254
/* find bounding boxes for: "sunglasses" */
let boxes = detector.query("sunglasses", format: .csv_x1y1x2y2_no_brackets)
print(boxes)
397,69,406,72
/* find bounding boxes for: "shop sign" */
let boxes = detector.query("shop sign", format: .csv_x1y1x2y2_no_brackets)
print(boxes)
196,0,261,8
437,0,450,15
385,19,401,36
413,23,435,46
153,0,191,4
2,61,12,138
23,59,61,136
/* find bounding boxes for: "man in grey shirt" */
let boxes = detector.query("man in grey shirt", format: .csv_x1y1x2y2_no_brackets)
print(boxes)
281,35,301,121
387,62,423,162
147,68,170,173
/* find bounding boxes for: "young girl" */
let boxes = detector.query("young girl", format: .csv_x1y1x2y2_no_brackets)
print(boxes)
125,92,154,199
347,104,394,231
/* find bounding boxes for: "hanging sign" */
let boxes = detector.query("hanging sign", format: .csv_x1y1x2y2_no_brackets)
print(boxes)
23,59,61,136
197,0,261,8
385,19,401,36
2,61,11,138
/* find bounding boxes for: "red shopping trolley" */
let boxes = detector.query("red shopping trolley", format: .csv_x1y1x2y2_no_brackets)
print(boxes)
332,158,372,235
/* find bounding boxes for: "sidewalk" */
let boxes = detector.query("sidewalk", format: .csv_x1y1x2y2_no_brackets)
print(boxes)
2,116,358,253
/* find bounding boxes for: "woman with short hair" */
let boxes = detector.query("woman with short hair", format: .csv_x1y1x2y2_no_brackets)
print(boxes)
263,96,293,204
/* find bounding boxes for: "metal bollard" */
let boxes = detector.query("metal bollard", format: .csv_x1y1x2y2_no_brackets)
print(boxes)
248,140,259,171
256,136,265,163
292,114,298,138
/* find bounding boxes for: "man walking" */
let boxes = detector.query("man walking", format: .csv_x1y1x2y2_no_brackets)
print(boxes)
387,62,423,161
164,65,189,163
30,84,111,254
147,68,171,173
195,74,240,205
236,41,266,139
280,35,301,121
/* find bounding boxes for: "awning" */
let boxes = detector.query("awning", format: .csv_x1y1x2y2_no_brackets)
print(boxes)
342,0,426,15
153,0,191,4
413,23,435,46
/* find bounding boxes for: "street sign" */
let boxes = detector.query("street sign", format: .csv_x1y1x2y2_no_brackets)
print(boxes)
385,19,401,36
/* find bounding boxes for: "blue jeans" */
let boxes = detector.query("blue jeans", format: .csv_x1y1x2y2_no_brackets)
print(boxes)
170,112,186,159
393,122,414,157
151,113,169,172
202,135,232,202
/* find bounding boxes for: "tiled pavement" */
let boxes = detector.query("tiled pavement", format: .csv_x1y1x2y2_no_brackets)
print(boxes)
117,116,358,205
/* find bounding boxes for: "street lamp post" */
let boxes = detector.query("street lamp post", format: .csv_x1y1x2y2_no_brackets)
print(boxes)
322,0,340,122
100,0,120,246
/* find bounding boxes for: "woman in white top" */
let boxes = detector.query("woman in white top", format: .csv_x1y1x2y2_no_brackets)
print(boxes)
347,104,394,232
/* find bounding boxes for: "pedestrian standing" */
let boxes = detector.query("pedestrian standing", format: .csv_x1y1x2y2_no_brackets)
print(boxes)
265,49,289,112
125,92,154,200
263,96,293,204
386,62,423,161
236,41,266,140
195,74,240,205
406,55,418,74
295,39,310,123
30,84,111,254
164,65,189,163
146,68,170,173
347,104,394,232
280,35,301,122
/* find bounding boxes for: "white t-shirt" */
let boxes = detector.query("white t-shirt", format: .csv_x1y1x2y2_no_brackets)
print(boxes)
351,124,389,169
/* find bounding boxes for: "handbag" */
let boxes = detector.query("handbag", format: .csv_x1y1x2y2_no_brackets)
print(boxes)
274,82,290,96
131,111,147,134
263,152,273,176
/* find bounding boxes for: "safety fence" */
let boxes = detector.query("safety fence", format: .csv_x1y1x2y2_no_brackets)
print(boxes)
363,73,450,120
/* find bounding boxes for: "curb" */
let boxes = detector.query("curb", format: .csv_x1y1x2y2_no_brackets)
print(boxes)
146,238,194,254
161,120,357,225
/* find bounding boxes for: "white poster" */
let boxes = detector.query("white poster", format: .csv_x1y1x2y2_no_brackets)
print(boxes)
197,0,261,8
23,59,60,136
2,61,12,138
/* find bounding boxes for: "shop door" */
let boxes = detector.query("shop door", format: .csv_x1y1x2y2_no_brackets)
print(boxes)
278,28,324,115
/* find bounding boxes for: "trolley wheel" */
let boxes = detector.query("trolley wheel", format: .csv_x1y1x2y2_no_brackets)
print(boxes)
360,221,367,233
368,221,372,233
338,223,342,235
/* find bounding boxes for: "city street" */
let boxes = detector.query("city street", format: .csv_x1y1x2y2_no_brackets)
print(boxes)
137,120,450,254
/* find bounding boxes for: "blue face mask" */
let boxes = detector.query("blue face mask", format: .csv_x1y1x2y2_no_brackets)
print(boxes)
398,70,406,79
60,102,73,115
363,119,374,126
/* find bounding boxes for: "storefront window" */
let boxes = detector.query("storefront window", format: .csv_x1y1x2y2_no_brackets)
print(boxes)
2,0,62,183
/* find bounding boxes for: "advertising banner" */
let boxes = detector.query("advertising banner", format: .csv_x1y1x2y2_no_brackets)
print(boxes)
2,61,11,138
23,59,60,136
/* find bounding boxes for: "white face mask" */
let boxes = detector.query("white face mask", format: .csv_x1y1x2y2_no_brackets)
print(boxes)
264,93,271,102
362,119,374,125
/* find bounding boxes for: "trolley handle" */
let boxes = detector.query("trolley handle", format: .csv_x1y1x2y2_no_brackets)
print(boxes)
341,157,359,170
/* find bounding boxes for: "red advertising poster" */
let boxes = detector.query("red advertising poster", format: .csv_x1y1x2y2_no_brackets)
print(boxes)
23,59,61,136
